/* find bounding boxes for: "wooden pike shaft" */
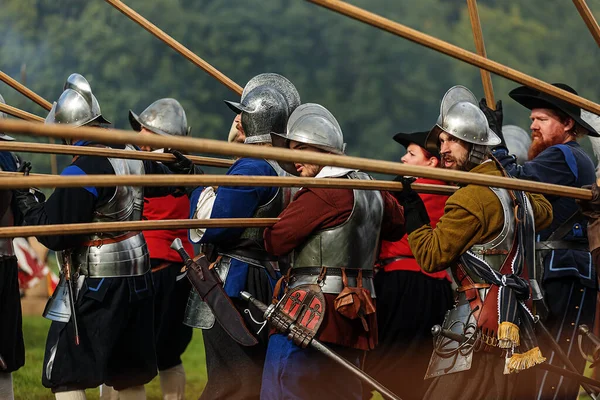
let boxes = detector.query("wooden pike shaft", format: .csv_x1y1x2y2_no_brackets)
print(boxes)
0,119,592,200
572,0,600,48
0,103,44,122
0,71,52,111
0,218,279,238
306,0,600,115
0,141,233,168
105,0,243,95
466,0,495,108
0,173,458,196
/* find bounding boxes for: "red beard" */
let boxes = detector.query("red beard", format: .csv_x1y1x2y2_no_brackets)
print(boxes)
527,132,569,160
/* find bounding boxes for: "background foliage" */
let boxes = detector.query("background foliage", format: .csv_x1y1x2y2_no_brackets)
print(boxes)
1,0,600,173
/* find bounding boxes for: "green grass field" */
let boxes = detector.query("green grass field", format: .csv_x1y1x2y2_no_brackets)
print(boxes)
13,316,208,400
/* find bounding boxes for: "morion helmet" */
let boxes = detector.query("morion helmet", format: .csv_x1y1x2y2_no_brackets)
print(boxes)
129,98,190,137
45,73,111,129
425,85,500,165
224,73,300,144
271,103,345,175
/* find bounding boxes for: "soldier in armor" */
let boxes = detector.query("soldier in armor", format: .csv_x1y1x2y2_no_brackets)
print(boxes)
485,83,598,399
363,130,453,400
262,103,405,400
0,94,25,400
402,86,553,399
129,98,194,400
186,73,300,399
13,74,198,400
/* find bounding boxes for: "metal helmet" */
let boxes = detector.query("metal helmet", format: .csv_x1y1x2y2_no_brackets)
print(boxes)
224,73,300,144
502,125,531,165
45,73,111,127
0,95,15,141
271,103,345,175
425,85,501,165
129,98,190,137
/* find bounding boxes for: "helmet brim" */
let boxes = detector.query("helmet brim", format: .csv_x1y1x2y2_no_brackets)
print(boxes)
223,100,254,115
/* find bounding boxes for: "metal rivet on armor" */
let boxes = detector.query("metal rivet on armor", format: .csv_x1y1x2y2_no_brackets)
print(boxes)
571,322,575,326
576,306,580,309
566,338,570,342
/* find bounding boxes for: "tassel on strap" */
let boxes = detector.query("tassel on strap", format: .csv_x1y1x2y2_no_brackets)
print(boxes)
504,346,546,374
498,321,520,348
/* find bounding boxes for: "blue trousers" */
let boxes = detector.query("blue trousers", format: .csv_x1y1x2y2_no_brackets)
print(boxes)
261,333,363,400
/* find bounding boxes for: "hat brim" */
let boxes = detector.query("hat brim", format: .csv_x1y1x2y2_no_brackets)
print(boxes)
270,132,300,176
510,87,599,137
393,130,440,157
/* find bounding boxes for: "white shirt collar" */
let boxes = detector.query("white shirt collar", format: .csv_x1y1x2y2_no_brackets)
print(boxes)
315,166,357,178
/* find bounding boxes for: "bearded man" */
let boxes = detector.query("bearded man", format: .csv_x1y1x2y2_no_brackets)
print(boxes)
404,86,553,399
486,83,598,400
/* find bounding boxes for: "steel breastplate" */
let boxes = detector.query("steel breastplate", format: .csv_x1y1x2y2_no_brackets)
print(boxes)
290,171,383,295
67,232,149,277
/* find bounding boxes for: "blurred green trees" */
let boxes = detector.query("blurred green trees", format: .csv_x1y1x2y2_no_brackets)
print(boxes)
1,0,599,173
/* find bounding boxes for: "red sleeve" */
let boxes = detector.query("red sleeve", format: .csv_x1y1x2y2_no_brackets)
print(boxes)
379,191,405,242
264,188,353,256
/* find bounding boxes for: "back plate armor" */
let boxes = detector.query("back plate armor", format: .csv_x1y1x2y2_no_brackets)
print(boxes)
66,145,149,277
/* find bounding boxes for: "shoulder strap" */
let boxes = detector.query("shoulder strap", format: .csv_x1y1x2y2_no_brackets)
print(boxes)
554,144,579,181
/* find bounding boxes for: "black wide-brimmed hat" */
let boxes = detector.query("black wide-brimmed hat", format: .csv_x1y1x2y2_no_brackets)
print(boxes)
393,130,440,158
509,83,599,137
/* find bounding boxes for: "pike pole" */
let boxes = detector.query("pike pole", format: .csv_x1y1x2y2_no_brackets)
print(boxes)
240,291,403,400
0,119,593,200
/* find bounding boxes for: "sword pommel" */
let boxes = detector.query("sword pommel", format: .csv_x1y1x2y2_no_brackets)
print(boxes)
171,238,193,265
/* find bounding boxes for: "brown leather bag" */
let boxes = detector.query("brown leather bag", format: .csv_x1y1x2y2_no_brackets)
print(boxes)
334,268,376,331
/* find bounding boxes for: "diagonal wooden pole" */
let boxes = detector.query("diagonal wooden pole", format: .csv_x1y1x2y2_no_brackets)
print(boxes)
573,0,600,48
0,141,233,168
0,71,52,111
0,218,279,238
0,71,58,173
466,0,495,109
0,119,591,199
105,0,243,95
0,172,458,196
0,103,44,122
305,0,600,115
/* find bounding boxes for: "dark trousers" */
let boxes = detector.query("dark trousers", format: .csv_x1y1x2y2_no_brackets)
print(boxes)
363,270,453,400
0,257,24,373
42,273,157,392
151,260,193,371
536,278,596,400
199,265,272,400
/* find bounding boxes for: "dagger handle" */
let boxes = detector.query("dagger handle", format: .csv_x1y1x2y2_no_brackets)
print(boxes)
171,238,204,280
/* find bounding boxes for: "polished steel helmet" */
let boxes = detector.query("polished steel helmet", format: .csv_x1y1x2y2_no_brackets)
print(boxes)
129,98,190,137
224,73,300,144
0,95,15,141
425,85,501,164
503,125,531,165
271,103,345,175
45,73,111,127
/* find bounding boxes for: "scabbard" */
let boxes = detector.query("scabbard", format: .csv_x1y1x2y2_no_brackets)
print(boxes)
186,256,258,347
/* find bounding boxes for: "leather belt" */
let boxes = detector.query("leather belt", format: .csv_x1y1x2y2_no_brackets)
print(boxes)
82,231,140,248
292,267,374,278
535,240,589,251
152,261,172,273
457,283,491,293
